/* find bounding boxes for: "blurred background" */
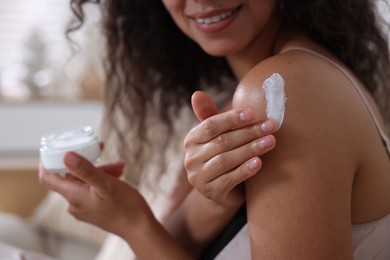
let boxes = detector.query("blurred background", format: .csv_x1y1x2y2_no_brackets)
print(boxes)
0,0,104,101
0,1,389,259
1,0,389,218
0,2,112,259
0,0,105,217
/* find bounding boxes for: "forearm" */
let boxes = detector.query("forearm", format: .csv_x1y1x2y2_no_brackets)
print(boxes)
117,197,194,260
163,189,242,257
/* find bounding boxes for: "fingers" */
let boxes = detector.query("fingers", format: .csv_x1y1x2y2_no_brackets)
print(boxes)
63,151,112,192
191,91,218,121
39,162,86,198
207,119,277,157
185,92,280,209
205,135,275,178
200,157,262,204
185,108,258,147
188,135,276,184
40,155,124,197
185,119,277,165
99,162,125,178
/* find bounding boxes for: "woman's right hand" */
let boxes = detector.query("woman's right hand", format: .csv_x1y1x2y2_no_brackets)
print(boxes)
184,91,277,208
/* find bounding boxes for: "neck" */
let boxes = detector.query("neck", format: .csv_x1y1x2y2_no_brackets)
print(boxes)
226,11,284,80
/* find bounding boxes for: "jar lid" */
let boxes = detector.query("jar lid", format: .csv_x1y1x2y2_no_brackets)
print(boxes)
40,126,97,153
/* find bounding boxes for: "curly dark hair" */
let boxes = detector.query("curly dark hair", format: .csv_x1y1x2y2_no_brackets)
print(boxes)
68,0,390,185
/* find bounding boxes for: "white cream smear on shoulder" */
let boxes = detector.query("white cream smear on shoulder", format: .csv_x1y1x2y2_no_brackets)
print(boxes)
262,73,286,129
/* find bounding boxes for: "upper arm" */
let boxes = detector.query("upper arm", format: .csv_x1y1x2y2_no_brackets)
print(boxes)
233,53,356,259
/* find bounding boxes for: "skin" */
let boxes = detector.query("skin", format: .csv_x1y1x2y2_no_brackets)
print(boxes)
168,0,390,258
40,85,277,258
233,46,390,258
164,93,277,255
185,92,276,206
39,114,276,259
39,154,193,259
39,0,390,259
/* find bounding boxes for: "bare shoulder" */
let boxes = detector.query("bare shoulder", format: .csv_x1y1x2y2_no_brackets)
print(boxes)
234,51,361,258
233,49,343,114
233,49,362,188
233,49,362,141
233,49,360,180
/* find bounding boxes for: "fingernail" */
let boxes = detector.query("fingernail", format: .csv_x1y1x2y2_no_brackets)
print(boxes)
239,109,253,121
260,120,275,133
247,157,260,170
258,136,274,150
64,152,80,168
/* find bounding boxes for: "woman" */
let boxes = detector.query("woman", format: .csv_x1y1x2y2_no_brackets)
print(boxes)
40,0,390,259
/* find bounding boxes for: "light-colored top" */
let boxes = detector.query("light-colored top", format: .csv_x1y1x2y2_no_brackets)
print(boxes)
214,47,390,260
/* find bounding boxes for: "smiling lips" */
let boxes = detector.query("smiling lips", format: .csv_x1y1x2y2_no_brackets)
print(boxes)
196,9,235,25
190,6,242,33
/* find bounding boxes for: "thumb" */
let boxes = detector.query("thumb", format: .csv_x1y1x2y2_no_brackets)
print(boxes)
191,91,218,121
64,151,110,190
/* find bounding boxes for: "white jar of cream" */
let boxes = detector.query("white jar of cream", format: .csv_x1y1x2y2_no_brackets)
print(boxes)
40,126,101,174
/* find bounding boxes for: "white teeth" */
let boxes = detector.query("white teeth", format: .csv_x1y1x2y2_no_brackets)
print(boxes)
196,11,233,25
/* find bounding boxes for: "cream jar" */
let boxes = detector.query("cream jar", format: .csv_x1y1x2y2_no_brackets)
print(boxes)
40,126,101,174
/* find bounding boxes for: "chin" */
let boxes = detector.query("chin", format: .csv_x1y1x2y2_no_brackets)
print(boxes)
199,42,243,57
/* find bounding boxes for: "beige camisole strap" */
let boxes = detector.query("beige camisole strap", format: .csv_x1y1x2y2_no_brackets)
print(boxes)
281,47,390,155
